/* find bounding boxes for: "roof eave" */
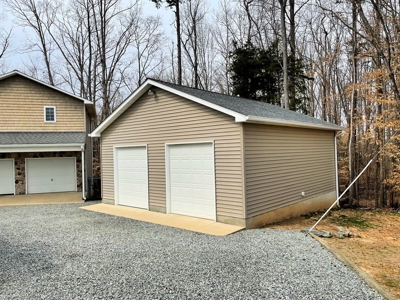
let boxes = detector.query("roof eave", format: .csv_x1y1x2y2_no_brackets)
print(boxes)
85,103,97,118
243,116,345,131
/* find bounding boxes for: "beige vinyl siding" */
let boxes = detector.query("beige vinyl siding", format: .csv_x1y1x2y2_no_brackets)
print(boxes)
101,88,244,218
0,76,84,131
244,123,336,218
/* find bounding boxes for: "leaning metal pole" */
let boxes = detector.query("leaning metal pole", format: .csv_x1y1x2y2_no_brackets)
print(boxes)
307,128,400,236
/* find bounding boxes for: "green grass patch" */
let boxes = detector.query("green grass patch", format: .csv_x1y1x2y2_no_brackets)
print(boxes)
330,213,374,229
381,276,399,288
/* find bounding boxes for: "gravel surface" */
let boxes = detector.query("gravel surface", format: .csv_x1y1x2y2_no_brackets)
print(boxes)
0,202,384,300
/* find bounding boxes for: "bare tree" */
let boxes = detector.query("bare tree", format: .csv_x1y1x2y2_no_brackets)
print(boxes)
151,0,183,85
0,28,11,61
131,15,165,87
278,0,289,109
5,0,56,85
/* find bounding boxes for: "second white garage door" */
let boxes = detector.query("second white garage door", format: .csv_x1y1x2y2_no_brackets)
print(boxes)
167,143,216,220
0,159,14,195
115,146,148,209
26,158,76,194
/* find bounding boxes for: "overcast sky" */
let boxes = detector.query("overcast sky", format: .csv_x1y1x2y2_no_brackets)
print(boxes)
0,0,181,72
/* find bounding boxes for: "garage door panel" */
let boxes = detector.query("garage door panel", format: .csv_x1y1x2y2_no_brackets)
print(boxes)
27,158,76,194
116,146,148,209
0,159,14,195
168,143,216,220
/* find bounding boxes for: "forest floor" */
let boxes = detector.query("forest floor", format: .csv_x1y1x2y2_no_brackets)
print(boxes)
266,207,400,299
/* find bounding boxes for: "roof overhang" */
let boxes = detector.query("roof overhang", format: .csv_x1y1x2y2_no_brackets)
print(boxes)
237,116,345,131
85,103,97,118
0,144,84,153
90,79,344,137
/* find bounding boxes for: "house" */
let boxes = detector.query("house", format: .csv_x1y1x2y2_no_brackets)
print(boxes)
90,79,344,228
0,70,96,200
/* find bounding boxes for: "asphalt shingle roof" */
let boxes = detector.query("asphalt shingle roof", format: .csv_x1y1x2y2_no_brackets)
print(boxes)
0,132,86,145
156,80,343,130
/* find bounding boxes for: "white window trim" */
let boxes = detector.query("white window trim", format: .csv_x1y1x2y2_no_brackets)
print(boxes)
44,106,56,123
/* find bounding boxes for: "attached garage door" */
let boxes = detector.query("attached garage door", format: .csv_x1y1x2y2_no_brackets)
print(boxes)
115,146,148,209
26,158,76,194
0,159,14,195
168,143,216,220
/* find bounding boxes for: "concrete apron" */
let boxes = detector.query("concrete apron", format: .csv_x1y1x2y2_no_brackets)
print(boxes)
82,204,245,237
0,192,83,206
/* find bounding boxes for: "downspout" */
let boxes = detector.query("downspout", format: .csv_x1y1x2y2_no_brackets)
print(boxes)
334,133,339,207
81,144,86,201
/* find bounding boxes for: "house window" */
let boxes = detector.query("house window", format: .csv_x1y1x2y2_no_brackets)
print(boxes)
44,106,56,122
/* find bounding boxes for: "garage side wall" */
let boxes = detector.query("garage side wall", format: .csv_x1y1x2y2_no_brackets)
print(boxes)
244,124,336,225
101,88,245,220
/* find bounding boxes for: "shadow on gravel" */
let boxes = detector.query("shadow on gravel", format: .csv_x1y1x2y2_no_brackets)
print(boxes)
0,239,57,286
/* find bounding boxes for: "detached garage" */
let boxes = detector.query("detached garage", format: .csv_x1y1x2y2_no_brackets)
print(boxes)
90,79,343,228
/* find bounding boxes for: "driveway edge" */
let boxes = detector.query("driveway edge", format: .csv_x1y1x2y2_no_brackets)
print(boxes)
311,234,396,300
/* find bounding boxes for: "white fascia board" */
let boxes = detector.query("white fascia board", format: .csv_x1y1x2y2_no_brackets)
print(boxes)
244,116,345,131
90,82,151,137
90,79,247,137
0,144,83,153
0,70,92,104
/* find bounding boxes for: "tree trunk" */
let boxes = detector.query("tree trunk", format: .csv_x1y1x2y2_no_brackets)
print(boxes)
176,1,182,85
348,0,358,206
279,0,289,109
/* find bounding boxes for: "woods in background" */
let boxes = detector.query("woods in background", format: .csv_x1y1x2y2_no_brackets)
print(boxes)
1,0,400,208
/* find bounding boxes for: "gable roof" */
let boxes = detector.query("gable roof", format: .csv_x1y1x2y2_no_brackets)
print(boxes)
90,79,344,137
0,70,96,117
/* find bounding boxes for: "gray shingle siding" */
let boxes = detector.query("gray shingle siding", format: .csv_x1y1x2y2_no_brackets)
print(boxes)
0,132,86,145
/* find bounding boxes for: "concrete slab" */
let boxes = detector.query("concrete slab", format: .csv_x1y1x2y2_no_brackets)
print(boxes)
81,203,244,236
0,192,83,206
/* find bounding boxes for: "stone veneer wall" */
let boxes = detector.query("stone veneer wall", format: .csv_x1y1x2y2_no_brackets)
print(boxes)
0,152,82,195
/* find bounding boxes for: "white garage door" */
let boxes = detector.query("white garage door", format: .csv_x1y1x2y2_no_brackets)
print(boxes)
168,143,215,220
115,146,148,209
26,158,76,194
0,159,14,195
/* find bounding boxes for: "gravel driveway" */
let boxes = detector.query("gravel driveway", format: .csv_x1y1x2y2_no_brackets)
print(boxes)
0,202,383,300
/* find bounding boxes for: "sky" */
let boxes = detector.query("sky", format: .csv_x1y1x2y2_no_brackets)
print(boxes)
0,0,181,72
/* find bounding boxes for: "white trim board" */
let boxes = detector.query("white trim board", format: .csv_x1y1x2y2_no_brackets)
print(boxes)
0,144,83,153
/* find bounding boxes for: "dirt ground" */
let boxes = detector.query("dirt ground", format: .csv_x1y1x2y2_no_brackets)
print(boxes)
266,208,400,299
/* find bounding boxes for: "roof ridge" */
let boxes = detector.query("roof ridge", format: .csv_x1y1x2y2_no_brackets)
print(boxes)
147,77,265,103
